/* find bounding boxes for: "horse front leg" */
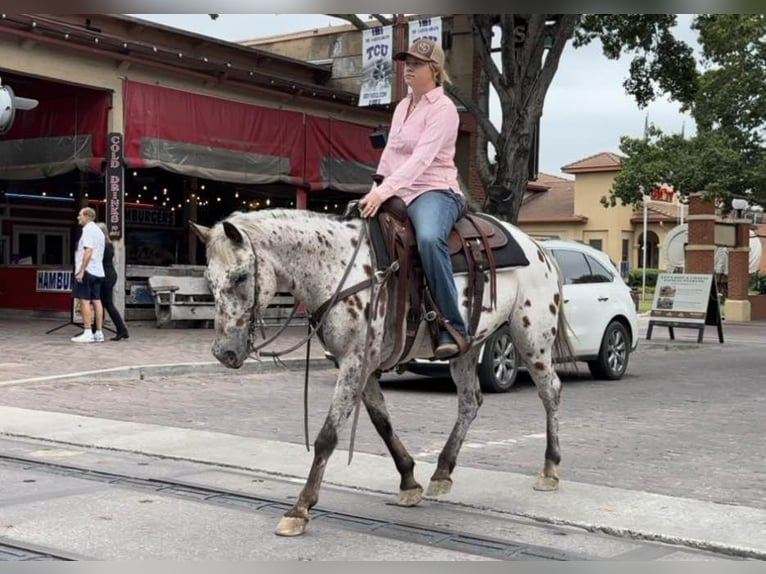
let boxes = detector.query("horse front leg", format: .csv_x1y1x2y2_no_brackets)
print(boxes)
362,373,423,506
275,367,363,537
427,346,482,496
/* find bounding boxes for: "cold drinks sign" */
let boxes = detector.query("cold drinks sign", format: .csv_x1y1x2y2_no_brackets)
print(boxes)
106,132,124,240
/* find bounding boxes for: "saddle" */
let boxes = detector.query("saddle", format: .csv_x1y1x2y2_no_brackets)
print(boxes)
369,195,529,367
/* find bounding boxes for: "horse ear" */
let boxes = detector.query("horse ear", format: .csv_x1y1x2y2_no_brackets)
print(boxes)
190,222,210,244
222,221,245,245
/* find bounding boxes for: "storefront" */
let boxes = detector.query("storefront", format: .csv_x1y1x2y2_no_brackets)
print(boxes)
0,14,389,317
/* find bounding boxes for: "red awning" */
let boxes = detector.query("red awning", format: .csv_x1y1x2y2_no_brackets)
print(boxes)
0,75,110,180
124,81,305,186
124,80,381,192
305,116,381,193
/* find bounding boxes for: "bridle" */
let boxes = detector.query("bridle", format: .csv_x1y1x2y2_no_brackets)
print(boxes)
238,221,375,361
232,215,396,458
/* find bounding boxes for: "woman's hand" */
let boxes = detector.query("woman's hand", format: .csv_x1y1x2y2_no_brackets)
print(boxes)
359,187,385,219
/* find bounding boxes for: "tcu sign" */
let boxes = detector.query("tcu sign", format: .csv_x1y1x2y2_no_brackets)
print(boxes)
365,44,389,59
106,132,124,240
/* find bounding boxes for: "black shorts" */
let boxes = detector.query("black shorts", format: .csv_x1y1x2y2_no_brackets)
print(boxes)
72,272,104,301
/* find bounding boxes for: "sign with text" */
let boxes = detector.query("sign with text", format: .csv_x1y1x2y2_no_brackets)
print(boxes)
359,25,393,107
106,132,124,240
650,273,713,322
647,273,724,343
125,207,176,226
36,269,73,293
408,16,442,45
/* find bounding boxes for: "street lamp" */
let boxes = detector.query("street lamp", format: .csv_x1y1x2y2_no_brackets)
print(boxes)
731,197,749,219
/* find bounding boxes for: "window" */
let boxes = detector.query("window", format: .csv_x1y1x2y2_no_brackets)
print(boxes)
551,249,592,284
585,254,614,283
552,249,614,284
12,226,71,265
588,239,603,251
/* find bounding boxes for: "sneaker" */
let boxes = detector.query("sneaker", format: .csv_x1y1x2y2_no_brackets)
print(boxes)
71,331,95,343
94,330,105,343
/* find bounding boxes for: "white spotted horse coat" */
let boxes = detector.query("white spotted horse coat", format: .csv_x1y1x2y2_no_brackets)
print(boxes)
191,208,574,537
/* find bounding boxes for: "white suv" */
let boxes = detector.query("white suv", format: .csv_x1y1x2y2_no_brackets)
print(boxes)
402,238,640,392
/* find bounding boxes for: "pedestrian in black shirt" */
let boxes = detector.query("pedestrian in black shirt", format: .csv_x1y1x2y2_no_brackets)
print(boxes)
96,223,130,341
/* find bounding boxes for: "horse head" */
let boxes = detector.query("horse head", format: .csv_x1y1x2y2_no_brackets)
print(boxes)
191,217,276,369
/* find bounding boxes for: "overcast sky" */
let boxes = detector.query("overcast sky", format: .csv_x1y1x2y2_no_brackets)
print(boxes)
130,14,698,177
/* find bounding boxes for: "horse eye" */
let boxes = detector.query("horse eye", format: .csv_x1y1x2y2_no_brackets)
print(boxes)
233,272,249,285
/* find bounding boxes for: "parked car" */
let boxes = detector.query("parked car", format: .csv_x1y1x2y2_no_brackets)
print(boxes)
327,237,639,393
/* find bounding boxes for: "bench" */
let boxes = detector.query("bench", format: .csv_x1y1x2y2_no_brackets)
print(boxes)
147,274,307,328
148,275,215,328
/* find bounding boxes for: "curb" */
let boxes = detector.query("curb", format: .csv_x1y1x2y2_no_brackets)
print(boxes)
0,358,333,387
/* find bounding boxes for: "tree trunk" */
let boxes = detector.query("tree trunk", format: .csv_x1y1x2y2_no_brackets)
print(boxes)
472,14,579,223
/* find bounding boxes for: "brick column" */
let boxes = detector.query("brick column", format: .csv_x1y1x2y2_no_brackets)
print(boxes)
725,219,752,321
685,193,716,273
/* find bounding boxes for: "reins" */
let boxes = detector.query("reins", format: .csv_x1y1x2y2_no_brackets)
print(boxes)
239,219,394,457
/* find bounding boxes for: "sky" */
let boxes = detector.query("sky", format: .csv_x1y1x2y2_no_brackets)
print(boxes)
130,14,698,177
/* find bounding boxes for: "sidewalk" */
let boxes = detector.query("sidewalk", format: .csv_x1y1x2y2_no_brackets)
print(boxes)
0,318,328,385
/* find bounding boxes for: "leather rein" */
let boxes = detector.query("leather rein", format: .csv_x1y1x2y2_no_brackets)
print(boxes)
237,217,395,456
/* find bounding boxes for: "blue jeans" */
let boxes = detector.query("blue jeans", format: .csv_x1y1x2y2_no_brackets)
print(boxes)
407,190,467,339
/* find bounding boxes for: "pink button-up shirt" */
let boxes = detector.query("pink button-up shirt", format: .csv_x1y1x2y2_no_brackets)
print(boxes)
375,86,463,205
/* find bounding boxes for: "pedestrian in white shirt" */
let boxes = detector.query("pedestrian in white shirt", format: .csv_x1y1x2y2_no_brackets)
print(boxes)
71,207,106,343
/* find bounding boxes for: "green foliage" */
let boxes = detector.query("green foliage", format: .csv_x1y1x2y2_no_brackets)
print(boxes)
628,268,661,288
605,15,766,210
574,15,698,108
751,272,766,295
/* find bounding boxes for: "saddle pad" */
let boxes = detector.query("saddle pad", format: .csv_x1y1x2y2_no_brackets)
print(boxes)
450,213,530,274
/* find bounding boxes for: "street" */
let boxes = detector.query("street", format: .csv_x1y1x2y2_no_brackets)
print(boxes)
0,317,764,559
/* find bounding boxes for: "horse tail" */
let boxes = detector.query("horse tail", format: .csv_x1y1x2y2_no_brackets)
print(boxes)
551,258,577,367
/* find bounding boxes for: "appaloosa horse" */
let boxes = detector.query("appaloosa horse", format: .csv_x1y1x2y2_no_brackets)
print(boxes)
191,208,574,537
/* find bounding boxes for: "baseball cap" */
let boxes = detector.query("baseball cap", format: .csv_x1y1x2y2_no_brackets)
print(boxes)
394,38,445,67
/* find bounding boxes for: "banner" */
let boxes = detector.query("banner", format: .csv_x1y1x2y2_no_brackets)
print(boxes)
106,132,124,240
408,16,442,45
359,25,393,107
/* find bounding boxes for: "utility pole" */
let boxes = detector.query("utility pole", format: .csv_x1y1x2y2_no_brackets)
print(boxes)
394,14,407,102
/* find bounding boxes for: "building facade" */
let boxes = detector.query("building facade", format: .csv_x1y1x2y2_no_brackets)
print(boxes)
0,14,391,318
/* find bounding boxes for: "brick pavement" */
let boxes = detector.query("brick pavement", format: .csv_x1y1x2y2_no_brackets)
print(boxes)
2,315,765,384
0,318,326,384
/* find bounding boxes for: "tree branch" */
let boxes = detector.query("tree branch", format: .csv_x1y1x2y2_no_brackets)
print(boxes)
499,14,518,88
326,14,369,30
370,14,393,26
471,15,507,97
443,82,500,147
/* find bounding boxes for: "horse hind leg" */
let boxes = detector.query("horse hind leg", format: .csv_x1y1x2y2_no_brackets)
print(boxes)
362,374,423,506
511,320,563,492
427,345,483,497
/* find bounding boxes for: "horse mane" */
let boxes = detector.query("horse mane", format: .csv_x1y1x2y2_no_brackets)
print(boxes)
205,209,350,266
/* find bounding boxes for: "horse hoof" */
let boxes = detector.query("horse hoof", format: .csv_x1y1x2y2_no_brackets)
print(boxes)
426,479,452,497
275,516,308,537
398,486,423,507
534,475,560,491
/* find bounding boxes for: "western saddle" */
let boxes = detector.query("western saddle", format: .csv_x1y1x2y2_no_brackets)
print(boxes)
368,192,524,367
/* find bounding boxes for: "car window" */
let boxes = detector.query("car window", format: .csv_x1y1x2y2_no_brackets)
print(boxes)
551,249,592,284
585,254,614,283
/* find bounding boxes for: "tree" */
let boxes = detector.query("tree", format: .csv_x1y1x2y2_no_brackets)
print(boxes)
327,14,699,222
465,15,699,222
609,15,766,209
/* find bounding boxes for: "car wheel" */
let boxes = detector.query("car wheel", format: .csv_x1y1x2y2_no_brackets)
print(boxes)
588,320,630,380
478,325,518,393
